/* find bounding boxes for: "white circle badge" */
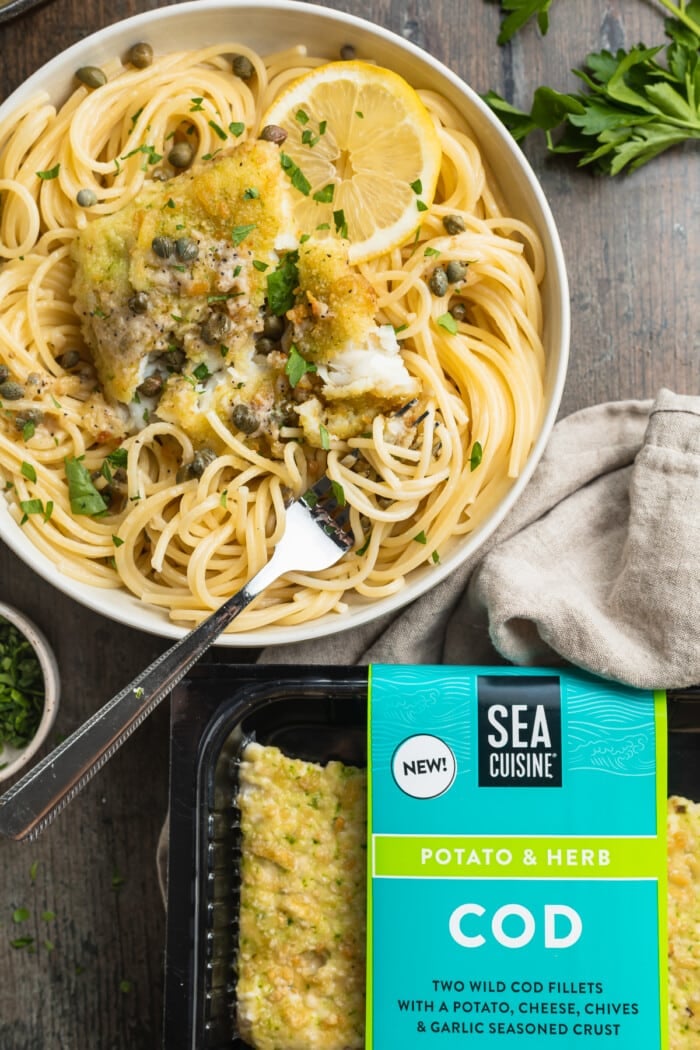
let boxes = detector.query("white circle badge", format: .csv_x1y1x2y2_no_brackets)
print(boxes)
391,734,457,799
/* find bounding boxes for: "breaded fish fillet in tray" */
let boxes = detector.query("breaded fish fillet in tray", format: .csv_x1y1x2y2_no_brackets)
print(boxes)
162,666,700,1050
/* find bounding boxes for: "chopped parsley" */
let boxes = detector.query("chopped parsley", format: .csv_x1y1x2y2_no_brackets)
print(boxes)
280,152,311,195
470,440,484,471
285,345,317,387
20,462,37,484
437,312,459,334
208,120,228,140
267,251,299,315
36,164,60,181
120,143,162,165
333,208,348,237
313,183,335,203
64,456,108,516
108,448,128,467
231,223,256,245
356,531,372,556
10,936,34,950
19,498,48,524
0,618,44,751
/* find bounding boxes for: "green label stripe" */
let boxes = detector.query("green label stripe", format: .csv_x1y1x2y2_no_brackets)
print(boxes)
373,834,664,879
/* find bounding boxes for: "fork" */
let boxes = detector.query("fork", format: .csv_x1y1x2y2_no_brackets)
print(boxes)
0,477,353,841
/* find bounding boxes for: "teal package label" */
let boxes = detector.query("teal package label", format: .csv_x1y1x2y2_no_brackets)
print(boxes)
366,665,668,1050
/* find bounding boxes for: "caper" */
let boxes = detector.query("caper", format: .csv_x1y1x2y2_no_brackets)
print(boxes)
175,237,199,262
200,312,232,345
0,381,24,400
428,267,449,297
15,408,43,431
168,141,194,170
127,42,154,69
262,313,286,340
340,44,356,60
176,447,217,482
446,260,468,284
76,188,97,208
75,65,107,90
450,301,468,322
56,349,82,370
161,347,186,373
442,213,466,236
231,402,259,434
184,447,217,479
128,291,150,314
0,365,9,383
232,54,255,80
254,337,277,356
274,400,297,427
259,124,287,145
137,374,164,398
152,235,175,259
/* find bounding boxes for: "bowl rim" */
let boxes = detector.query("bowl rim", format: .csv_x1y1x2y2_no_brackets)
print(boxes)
0,602,60,782
0,0,570,647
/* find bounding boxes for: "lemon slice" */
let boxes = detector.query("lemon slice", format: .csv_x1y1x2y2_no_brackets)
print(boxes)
262,61,442,263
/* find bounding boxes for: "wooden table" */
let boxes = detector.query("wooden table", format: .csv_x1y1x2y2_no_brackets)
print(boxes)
0,1,697,1046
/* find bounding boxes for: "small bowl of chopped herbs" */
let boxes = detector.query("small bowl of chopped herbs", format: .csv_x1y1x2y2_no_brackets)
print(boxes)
0,603,59,782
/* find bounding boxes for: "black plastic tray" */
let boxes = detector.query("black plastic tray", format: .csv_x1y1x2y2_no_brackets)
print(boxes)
163,664,368,1050
162,665,700,1050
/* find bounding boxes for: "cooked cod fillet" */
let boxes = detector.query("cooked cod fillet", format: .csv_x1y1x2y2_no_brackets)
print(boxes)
71,141,419,454
236,742,366,1050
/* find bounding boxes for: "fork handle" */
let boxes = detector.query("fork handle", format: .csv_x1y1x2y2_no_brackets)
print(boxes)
0,564,276,841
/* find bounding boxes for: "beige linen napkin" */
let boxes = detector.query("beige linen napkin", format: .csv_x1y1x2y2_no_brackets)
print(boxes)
258,388,700,690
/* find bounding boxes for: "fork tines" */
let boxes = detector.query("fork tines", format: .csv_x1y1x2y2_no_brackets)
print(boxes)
301,476,354,550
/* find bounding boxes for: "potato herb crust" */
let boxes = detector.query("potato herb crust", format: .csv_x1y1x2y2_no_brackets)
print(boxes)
668,795,700,1047
236,742,367,1050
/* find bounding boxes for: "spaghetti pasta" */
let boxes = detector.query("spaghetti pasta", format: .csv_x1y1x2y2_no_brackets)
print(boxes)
0,42,546,632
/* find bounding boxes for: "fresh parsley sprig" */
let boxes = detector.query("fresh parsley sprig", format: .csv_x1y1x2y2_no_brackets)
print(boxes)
497,0,554,45
485,3,700,174
495,1,700,44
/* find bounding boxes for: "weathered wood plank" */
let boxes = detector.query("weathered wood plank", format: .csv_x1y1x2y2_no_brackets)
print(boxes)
0,1,697,1046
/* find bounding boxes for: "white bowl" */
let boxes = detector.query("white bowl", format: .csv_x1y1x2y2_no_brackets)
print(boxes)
0,0,569,647
0,603,60,782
